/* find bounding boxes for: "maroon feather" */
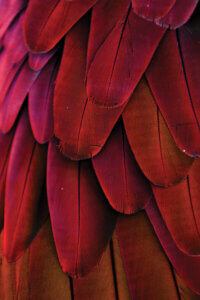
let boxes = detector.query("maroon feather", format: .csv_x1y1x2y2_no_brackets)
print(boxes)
93,121,152,214
86,0,130,72
0,60,40,133
29,56,59,143
0,51,25,107
0,130,15,230
152,159,200,255
54,14,116,160
132,0,175,21
4,109,48,262
3,12,27,64
23,0,97,52
146,198,200,294
146,30,200,157
123,77,193,186
87,8,165,108
177,20,200,128
155,0,198,29
0,0,26,39
28,46,58,71
116,212,179,299
47,139,117,278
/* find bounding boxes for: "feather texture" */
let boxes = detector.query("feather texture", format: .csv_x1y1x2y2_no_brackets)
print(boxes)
146,198,200,294
117,212,179,299
93,121,152,214
0,130,15,230
47,139,117,278
0,0,26,39
155,0,199,29
87,7,165,108
0,60,40,133
29,56,59,143
152,159,200,255
132,0,175,21
123,77,193,186
4,109,48,262
23,0,97,52
146,30,200,157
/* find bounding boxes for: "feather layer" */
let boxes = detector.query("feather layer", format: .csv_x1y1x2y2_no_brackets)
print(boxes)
146,30,200,157
123,77,193,186
146,198,200,294
117,211,179,299
152,158,200,255
47,138,117,278
93,121,152,214
4,109,48,262
29,56,59,143
23,0,97,52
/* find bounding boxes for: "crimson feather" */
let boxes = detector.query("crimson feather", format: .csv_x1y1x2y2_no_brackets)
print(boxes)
93,121,152,214
0,130,15,230
29,56,59,143
123,77,193,186
0,0,26,39
47,139,117,278
117,212,179,299
23,0,97,52
155,0,199,29
3,12,27,64
28,46,58,71
146,198,200,294
132,0,175,21
146,30,200,157
152,159,200,255
0,60,40,133
4,109,48,262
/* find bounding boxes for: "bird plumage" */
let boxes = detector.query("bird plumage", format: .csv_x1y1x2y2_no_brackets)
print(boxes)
0,0,200,299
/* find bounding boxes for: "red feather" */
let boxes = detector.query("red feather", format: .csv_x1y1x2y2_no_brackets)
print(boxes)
93,121,152,214
146,30,200,157
47,139,117,278
87,8,165,108
117,212,179,299
132,0,175,21
123,77,193,186
54,15,92,160
23,0,97,52
152,159,200,255
29,56,59,143
28,46,58,71
146,198,200,294
4,109,48,262
0,0,26,39
0,130,15,230
0,60,40,133
3,12,27,64
155,0,198,29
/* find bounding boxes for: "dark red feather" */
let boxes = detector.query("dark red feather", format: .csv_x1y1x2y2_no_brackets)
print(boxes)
117,212,179,299
23,0,97,52
4,109,48,262
132,0,175,21
155,0,198,29
93,121,152,214
29,56,59,143
0,130,15,230
146,198,200,294
146,30,200,157
0,60,40,133
152,159,200,255
123,77,193,186
47,139,117,278
0,0,26,39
